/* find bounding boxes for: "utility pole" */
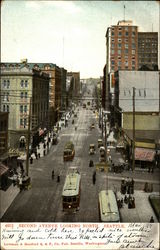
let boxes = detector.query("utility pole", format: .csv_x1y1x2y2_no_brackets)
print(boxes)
124,5,125,21
132,87,135,171
26,97,31,177
102,111,104,139
104,116,108,194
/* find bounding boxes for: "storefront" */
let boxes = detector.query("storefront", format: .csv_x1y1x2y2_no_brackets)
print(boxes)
134,147,156,168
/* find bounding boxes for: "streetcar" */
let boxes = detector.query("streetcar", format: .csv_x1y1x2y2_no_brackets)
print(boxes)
98,190,120,222
62,168,81,211
63,141,75,161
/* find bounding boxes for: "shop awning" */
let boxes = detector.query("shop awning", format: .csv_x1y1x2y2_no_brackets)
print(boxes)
135,148,156,162
0,163,9,176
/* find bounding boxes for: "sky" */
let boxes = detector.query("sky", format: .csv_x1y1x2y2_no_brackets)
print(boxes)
1,0,160,78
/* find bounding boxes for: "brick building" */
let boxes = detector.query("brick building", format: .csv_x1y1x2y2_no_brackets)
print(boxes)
105,20,138,109
0,62,49,148
138,32,158,70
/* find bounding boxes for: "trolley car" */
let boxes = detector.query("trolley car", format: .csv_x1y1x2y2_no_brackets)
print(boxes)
62,168,81,211
98,190,120,222
63,141,75,161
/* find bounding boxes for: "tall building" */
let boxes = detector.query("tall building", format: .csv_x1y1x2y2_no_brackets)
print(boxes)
67,72,80,105
105,20,138,109
138,32,158,70
0,62,49,148
60,67,67,110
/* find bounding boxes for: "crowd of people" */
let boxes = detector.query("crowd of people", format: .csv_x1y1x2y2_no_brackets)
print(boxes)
117,177,136,209
121,177,134,195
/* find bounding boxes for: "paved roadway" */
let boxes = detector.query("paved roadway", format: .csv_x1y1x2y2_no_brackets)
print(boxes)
1,105,160,222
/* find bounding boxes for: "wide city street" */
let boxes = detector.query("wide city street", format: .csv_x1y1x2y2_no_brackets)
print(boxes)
1,90,159,222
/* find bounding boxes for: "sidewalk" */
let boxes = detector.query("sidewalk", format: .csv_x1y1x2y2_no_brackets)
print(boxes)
0,184,19,219
116,190,159,222
0,128,63,219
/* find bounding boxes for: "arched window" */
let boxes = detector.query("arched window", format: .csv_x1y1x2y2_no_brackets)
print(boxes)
3,105,6,112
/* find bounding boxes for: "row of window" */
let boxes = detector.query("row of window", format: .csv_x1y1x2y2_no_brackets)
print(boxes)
111,56,135,60
111,61,135,66
111,49,136,55
138,43,157,47
2,93,9,102
2,104,29,113
21,92,28,98
138,38,157,43
111,43,136,49
20,118,28,127
139,58,157,63
112,26,136,31
138,53,157,57
112,31,136,37
1,79,28,88
112,38,136,43
138,49,157,53
20,80,28,88
2,92,28,103
2,104,9,112
2,80,10,88
111,66,135,70
20,105,28,113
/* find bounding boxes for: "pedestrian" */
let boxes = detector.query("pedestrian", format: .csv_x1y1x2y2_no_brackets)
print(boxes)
112,163,115,173
120,198,123,208
38,153,41,158
131,197,135,208
30,157,33,164
117,199,121,209
150,216,154,223
43,149,46,156
43,143,46,149
144,182,149,192
128,199,132,209
89,160,94,167
57,175,60,182
108,155,112,162
52,170,54,180
92,173,96,185
35,151,38,160
124,195,128,204
127,185,131,194
121,178,126,195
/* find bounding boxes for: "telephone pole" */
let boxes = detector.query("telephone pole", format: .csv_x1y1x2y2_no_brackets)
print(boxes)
102,111,104,139
132,87,135,171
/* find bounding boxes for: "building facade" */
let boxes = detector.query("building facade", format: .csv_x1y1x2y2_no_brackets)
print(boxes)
67,72,80,105
0,112,8,156
0,63,49,148
105,20,138,109
138,32,158,70
114,70,160,168
60,67,67,110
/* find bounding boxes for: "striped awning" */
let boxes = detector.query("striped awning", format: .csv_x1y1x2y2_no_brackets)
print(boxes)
0,163,9,176
135,148,155,162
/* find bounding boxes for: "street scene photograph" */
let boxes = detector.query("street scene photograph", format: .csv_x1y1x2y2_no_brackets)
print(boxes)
0,0,160,225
